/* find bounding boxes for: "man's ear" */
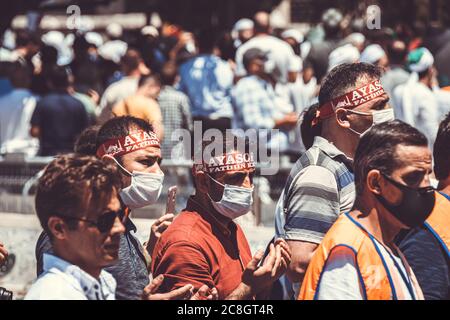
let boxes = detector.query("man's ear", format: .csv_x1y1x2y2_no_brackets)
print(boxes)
47,216,70,240
195,171,210,194
367,170,382,195
335,108,351,129
102,155,117,166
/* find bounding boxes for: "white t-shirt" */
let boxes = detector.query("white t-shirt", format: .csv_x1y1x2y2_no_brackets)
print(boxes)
435,89,450,121
393,80,439,148
235,35,298,84
0,88,39,156
316,238,419,300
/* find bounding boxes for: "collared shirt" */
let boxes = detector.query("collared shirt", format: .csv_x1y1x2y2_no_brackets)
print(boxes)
178,55,234,119
151,197,252,300
35,217,149,300
0,88,39,156
233,75,281,131
25,253,116,300
274,136,355,299
157,85,193,159
232,75,291,152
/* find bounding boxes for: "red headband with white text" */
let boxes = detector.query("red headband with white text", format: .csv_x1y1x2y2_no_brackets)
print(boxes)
313,79,386,125
193,152,256,174
96,130,160,158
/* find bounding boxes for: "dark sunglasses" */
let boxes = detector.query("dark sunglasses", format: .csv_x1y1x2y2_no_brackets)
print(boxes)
381,173,435,194
58,207,129,233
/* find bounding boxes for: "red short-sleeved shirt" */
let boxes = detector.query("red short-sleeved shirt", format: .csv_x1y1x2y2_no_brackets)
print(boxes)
151,197,252,299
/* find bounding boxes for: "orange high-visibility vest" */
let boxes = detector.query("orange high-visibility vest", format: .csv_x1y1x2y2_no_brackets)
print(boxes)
299,212,423,300
424,192,450,258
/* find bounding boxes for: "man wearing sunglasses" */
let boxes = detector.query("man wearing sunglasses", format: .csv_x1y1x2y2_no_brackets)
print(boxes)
26,154,126,299
299,121,434,300
35,117,209,300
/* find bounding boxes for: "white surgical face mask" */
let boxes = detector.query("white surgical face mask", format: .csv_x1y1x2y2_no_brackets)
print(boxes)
207,174,253,220
347,108,395,136
120,171,164,209
105,155,164,209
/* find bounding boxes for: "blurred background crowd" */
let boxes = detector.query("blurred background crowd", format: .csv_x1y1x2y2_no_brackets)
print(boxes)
1,0,450,162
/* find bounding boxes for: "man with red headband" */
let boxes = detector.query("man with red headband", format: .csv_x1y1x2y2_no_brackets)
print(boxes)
152,136,291,299
273,63,395,299
36,116,215,300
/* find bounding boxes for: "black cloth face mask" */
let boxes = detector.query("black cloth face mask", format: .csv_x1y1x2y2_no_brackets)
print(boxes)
375,173,436,228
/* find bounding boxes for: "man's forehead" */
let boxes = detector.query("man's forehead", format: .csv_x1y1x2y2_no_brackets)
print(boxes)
354,92,390,111
214,167,256,178
87,188,121,219
124,146,161,158
394,144,432,169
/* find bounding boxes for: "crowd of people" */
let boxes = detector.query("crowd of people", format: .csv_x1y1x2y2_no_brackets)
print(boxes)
0,7,449,300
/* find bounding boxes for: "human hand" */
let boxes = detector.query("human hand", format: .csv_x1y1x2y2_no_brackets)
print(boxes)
87,89,100,105
146,213,175,256
0,242,8,266
241,238,291,295
142,275,194,300
190,285,219,300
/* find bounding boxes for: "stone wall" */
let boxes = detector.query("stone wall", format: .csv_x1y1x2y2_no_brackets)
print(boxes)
0,212,274,300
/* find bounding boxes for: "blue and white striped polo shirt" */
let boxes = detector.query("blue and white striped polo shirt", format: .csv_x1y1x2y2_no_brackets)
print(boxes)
274,136,355,299
275,135,355,243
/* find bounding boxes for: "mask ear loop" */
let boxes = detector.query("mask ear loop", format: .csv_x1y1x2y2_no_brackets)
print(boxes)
340,108,373,136
207,173,225,188
101,155,134,177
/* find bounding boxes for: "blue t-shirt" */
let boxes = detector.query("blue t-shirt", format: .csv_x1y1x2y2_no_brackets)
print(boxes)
397,224,450,300
30,92,89,156
178,55,234,119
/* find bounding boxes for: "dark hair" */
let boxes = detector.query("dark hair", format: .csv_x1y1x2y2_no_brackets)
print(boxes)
197,28,217,53
47,65,70,90
74,125,101,155
387,40,407,66
96,116,155,161
35,154,122,238
253,12,270,34
417,68,431,80
160,61,178,86
434,112,450,180
9,61,31,88
354,120,428,194
319,63,382,107
40,45,58,65
138,73,161,88
73,34,90,54
216,32,235,61
300,103,321,149
120,49,142,74
15,30,40,48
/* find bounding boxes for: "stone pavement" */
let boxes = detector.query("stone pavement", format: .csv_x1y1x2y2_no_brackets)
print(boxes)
0,212,275,299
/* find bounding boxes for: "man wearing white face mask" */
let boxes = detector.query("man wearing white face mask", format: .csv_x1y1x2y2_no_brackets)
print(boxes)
274,62,395,299
152,136,291,299
35,116,217,301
